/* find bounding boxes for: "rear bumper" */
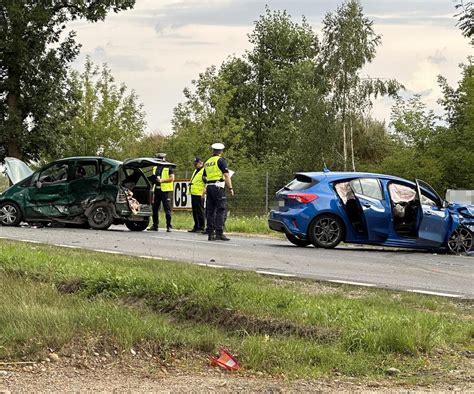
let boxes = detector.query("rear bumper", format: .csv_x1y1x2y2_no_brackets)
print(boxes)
268,218,289,233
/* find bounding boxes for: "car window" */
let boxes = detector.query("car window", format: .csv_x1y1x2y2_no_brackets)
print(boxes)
105,171,118,185
39,163,69,184
421,193,437,207
284,175,316,191
74,161,98,179
351,178,383,200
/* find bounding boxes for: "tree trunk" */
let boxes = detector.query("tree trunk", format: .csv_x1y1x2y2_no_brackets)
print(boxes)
6,91,23,159
350,115,356,171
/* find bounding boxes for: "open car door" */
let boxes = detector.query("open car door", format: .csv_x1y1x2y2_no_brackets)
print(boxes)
415,179,450,247
350,178,391,242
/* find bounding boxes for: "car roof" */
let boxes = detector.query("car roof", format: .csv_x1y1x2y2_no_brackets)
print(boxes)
299,171,416,185
59,156,122,166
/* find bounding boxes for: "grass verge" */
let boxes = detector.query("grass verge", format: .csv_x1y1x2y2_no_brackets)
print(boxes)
0,240,472,384
159,211,275,235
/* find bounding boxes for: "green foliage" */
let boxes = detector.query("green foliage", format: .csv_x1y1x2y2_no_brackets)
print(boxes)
167,2,402,178
51,58,146,160
367,63,474,193
0,0,135,161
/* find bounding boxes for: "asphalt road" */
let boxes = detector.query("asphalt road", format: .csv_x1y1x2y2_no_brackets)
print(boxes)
1,225,473,298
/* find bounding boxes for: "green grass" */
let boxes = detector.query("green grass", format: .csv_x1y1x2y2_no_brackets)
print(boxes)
160,211,276,235
0,240,472,383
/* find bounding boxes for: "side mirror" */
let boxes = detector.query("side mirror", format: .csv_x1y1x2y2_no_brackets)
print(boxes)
442,200,450,209
36,181,42,189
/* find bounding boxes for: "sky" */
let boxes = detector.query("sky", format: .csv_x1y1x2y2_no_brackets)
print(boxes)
69,0,473,135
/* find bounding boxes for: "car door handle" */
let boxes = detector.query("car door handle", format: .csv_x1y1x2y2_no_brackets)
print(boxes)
362,203,371,208
425,211,433,215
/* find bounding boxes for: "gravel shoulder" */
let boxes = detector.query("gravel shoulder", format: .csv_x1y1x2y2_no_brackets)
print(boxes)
1,354,472,392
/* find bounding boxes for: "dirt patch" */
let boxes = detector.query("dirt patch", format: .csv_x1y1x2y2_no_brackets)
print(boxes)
56,278,86,294
151,298,339,341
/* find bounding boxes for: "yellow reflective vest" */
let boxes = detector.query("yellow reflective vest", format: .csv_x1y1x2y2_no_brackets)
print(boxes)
152,166,173,192
189,168,205,196
204,156,224,182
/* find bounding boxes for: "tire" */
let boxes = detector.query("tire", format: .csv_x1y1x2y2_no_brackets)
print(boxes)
87,202,113,230
125,217,150,232
285,232,311,247
0,201,23,227
308,214,344,249
447,226,473,255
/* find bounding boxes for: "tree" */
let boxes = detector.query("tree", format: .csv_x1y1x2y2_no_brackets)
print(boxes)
455,1,474,43
53,58,146,160
0,0,135,161
321,0,402,170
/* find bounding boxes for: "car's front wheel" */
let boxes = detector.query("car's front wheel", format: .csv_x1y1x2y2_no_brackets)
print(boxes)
308,214,344,249
0,201,23,227
447,226,473,254
125,217,150,232
87,203,113,230
285,232,311,247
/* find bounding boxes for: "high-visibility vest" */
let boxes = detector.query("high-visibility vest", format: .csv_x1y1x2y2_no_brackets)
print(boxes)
190,168,205,196
204,156,224,182
152,166,173,192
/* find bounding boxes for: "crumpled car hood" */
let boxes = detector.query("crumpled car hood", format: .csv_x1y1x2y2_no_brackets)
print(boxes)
4,157,34,185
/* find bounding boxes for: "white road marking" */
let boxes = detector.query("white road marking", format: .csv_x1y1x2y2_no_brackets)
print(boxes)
139,255,164,260
198,263,225,269
407,289,463,298
92,249,123,255
151,235,239,246
56,244,80,249
19,239,41,244
256,270,296,277
328,280,375,287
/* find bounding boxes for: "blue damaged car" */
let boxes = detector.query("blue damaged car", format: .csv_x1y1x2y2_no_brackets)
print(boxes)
268,171,474,254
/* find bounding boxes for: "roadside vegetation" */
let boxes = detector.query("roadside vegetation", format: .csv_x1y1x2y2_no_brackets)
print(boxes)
0,240,472,385
163,212,274,235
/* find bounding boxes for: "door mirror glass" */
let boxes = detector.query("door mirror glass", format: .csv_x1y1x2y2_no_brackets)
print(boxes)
36,181,42,189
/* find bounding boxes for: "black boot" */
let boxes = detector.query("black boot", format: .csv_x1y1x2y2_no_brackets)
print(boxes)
216,233,230,241
208,232,216,241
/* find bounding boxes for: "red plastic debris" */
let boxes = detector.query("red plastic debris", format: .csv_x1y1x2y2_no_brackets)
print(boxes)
209,349,241,371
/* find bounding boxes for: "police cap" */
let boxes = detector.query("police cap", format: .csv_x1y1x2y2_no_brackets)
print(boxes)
211,143,225,151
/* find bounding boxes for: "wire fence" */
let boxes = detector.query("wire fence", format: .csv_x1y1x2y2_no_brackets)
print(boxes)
175,169,291,216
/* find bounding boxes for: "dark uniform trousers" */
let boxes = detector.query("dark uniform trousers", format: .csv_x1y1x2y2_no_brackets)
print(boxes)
191,195,205,231
152,189,172,228
206,185,226,235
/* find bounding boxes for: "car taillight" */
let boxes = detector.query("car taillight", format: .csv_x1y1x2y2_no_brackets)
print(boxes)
287,193,319,204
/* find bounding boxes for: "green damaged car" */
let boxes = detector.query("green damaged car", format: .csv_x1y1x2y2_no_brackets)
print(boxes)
0,156,174,231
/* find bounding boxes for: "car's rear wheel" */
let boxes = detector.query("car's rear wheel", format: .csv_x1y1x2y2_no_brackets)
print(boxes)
309,214,344,249
448,226,473,254
87,203,113,230
0,202,23,227
285,232,311,247
125,217,150,232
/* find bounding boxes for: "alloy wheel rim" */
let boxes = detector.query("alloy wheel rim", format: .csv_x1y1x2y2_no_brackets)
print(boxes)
314,217,340,245
0,204,18,225
92,207,108,225
448,227,473,254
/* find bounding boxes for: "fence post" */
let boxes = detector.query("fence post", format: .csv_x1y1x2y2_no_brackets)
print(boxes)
265,171,269,213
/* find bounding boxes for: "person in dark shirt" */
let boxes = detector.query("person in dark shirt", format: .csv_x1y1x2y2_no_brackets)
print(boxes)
202,143,234,241
148,153,175,232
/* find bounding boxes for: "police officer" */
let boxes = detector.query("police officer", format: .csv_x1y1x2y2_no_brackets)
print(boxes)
149,153,174,232
188,157,206,232
202,143,234,241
